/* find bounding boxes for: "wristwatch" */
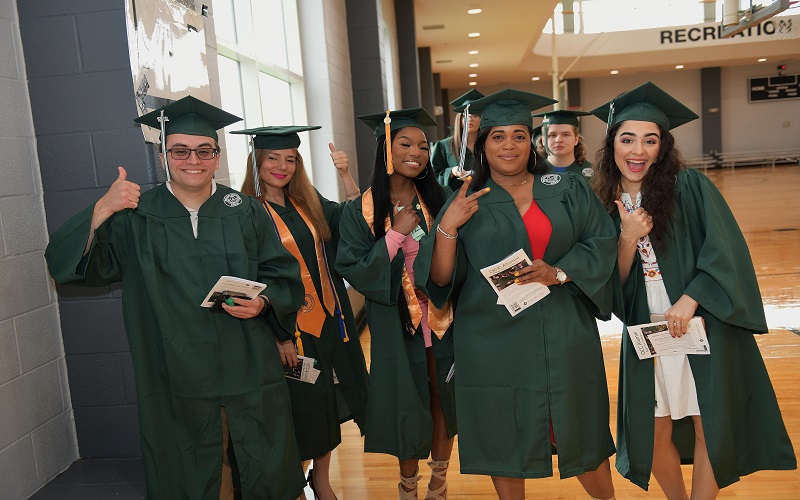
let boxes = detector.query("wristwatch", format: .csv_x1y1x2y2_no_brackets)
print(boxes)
554,267,567,286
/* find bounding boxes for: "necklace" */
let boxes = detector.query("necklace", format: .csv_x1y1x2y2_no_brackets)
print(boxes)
494,173,530,186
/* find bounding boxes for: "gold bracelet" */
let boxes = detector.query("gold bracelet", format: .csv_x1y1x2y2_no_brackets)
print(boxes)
436,225,457,239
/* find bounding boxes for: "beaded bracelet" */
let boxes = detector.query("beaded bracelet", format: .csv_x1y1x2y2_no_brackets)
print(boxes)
436,225,458,239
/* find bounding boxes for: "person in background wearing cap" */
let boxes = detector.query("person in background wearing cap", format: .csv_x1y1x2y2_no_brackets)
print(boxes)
430,89,484,189
233,125,369,500
44,96,306,500
591,81,796,498
418,89,618,500
336,108,457,500
533,110,594,182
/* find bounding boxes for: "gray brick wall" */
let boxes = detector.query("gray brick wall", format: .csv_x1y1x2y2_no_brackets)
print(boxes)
17,0,155,463
0,0,78,497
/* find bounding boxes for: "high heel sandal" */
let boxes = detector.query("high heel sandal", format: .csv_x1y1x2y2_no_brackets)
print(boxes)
424,459,449,500
398,467,421,500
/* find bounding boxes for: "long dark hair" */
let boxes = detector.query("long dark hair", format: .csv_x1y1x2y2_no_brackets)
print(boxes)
370,127,446,335
592,122,686,250
471,125,548,189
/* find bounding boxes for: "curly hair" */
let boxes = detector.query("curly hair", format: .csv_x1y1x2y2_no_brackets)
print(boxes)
471,125,548,190
592,122,686,250
534,125,588,164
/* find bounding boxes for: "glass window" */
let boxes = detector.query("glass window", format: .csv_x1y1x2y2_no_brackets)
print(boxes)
253,0,288,68
213,0,237,43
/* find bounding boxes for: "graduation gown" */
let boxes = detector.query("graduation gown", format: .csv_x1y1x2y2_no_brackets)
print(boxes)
430,136,472,189
266,193,369,461
614,168,796,490
45,184,306,500
545,158,594,181
335,189,457,460
416,172,618,478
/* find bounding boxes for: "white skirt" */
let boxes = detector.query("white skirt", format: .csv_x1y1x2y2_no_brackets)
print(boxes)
645,280,701,419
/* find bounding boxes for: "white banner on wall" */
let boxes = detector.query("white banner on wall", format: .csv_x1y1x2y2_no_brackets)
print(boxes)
125,0,212,143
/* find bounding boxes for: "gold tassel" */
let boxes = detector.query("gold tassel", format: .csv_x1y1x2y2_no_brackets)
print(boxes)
384,110,393,174
341,313,350,343
294,328,304,356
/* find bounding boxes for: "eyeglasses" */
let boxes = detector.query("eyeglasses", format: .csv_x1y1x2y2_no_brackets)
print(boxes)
166,147,220,160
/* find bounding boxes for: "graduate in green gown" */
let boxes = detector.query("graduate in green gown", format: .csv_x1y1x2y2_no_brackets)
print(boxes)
335,108,457,500
533,110,594,181
430,89,484,189
232,125,369,500
591,82,796,497
44,96,306,500
418,89,619,500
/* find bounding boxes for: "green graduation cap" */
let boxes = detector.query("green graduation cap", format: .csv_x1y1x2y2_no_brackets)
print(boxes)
449,89,485,109
230,125,321,150
133,95,241,182
134,95,242,142
357,108,438,138
228,125,321,198
533,109,592,128
590,81,698,131
458,89,557,130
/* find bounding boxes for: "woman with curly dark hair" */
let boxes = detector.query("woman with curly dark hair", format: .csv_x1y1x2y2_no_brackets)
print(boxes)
532,110,594,182
417,89,619,500
591,81,796,498
335,108,457,499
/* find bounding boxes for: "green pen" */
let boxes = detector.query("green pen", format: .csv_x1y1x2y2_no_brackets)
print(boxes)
224,297,235,307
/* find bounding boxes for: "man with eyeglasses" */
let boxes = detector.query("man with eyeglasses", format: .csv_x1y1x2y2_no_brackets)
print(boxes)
45,96,306,499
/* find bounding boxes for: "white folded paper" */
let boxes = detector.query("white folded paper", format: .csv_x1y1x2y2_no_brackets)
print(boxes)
627,317,710,360
200,276,266,308
480,249,550,316
284,356,320,384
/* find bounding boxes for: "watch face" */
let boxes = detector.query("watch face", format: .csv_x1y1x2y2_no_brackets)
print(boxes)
556,270,566,283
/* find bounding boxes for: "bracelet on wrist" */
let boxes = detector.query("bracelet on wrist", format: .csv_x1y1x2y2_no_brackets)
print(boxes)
436,224,458,239
259,296,271,316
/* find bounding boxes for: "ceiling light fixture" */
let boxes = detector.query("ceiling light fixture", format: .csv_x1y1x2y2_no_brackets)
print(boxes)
469,81,478,86
467,9,482,14
469,73,478,77
468,50,479,55
470,63,479,67
675,64,685,69
610,70,620,75
531,76,540,81
758,58,767,62
468,32,480,37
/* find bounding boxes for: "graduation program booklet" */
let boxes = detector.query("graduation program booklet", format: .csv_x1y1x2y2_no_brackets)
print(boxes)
628,317,710,360
284,356,321,384
200,276,267,308
480,249,550,317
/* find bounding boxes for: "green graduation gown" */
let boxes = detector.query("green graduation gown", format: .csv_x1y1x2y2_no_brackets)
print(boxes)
614,168,796,490
416,172,618,478
45,184,306,500
266,193,369,461
430,136,472,189
335,190,458,460
545,158,594,182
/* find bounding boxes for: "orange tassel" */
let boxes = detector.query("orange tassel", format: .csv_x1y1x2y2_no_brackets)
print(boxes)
294,328,304,356
341,314,350,343
384,110,393,174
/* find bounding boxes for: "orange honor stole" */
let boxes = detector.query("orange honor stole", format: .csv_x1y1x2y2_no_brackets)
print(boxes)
263,199,349,355
360,188,453,338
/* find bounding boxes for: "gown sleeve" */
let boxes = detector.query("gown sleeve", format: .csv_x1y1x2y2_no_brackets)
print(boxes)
45,203,128,287
678,169,768,332
430,139,452,183
334,198,406,306
253,201,304,341
552,175,619,320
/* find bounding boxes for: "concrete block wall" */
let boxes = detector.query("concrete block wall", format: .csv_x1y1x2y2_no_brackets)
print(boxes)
0,0,78,498
17,0,158,461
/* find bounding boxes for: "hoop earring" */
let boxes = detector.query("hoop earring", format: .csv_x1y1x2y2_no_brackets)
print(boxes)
416,166,429,180
531,148,537,170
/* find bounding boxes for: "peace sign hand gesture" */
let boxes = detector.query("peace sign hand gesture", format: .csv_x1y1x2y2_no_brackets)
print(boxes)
438,176,490,235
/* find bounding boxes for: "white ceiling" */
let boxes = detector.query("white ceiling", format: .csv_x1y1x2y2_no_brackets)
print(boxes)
414,0,800,89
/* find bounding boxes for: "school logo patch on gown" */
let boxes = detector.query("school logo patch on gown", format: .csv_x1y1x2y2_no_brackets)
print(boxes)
223,193,242,207
541,173,561,185
301,294,316,312
582,167,594,177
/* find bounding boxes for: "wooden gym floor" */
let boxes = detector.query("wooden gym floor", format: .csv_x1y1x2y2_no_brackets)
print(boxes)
322,165,800,499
